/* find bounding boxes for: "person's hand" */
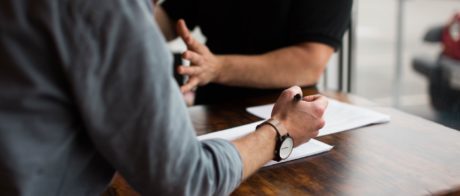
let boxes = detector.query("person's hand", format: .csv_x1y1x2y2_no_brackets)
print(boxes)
176,19,222,93
271,86,328,147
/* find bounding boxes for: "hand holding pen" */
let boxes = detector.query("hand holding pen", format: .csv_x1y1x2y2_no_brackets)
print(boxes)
271,86,328,147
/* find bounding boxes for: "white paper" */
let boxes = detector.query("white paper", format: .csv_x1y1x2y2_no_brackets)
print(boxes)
198,121,263,141
246,98,391,137
198,122,333,167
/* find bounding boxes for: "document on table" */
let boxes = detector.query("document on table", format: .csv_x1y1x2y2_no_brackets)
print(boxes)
246,98,391,137
198,121,333,167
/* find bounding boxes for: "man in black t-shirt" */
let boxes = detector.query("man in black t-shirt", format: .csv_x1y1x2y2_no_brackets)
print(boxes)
154,0,353,104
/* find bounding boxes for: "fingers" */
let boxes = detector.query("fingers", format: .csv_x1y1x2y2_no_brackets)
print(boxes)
177,65,200,76
303,94,321,102
182,50,203,65
176,19,191,43
176,19,196,50
317,118,326,130
310,97,327,131
272,88,329,147
180,77,200,93
301,94,328,117
311,95,329,114
176,19,208,54
299,94,328,131
311,129,320,138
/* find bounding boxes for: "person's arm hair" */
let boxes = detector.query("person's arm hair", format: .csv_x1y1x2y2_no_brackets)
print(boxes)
70,2,327,195
233,125,277,178
153,5,177,41
175,20,334,92
215,42,333,88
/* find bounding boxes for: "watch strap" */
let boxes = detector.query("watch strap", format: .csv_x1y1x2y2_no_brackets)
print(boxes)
256,118,290,161
256,119,287,139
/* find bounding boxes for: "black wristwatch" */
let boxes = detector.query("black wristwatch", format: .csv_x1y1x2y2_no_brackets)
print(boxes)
256,118,294,162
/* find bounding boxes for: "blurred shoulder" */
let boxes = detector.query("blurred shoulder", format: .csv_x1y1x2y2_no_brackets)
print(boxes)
68,0,153,20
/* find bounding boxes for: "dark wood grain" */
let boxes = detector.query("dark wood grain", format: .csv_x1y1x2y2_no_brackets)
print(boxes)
105,88,460,195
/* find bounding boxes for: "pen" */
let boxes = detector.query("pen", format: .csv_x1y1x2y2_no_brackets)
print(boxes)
293,93,302,102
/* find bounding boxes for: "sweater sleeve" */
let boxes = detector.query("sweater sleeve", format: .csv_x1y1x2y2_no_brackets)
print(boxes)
66,0,242,195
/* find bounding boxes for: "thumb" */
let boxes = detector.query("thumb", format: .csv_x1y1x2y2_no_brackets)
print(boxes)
280,86,303,102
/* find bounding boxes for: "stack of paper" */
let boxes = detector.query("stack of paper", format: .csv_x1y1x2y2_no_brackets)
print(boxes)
198,98,390,166
246,99,391,136
198,121,333,167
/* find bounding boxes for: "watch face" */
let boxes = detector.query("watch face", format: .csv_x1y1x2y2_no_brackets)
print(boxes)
279,137,294,160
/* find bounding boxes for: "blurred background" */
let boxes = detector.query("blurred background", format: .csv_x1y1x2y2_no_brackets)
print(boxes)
167,0,460,131
353,0,460,130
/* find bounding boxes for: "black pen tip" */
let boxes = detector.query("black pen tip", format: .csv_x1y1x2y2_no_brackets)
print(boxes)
294,94,302,101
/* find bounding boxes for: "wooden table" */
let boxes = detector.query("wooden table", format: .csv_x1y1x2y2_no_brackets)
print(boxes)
105,89,460,195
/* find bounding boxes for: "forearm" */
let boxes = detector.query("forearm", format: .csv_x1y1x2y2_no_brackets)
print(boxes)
153,5,176,41
216,43,332,88
232,125,277,179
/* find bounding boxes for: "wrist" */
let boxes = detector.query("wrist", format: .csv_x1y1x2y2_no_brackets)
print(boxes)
256,118,294,161
269,117,289,136
214,55,228,84
257,124,278,139
255,124,277,159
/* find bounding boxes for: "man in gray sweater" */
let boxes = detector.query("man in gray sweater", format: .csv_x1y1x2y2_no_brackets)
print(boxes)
0,0,328,195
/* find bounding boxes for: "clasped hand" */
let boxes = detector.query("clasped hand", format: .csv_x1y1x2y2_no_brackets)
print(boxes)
176,19,222,93
271,86,328,147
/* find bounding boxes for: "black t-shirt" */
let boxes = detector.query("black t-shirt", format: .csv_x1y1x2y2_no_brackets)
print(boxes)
162,0,353,104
